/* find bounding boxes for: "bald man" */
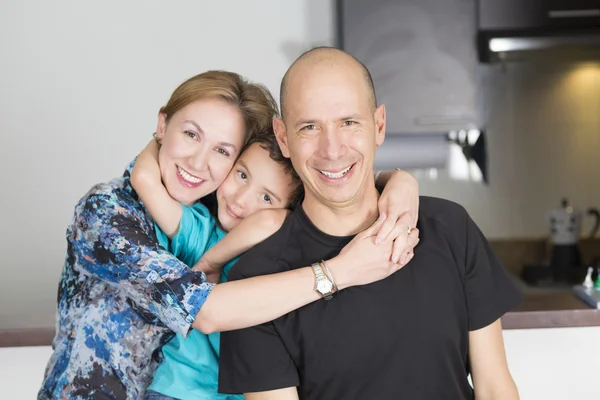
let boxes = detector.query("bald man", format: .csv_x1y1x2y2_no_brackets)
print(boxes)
218,47,521,400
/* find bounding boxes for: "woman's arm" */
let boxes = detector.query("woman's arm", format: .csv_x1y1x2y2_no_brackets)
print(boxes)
194,213,406,334
130,140,182,237
70,186,212,337
74,185,409,336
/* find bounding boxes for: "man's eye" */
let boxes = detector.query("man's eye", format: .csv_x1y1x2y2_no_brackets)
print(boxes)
303,124,316,131
343,120,356,126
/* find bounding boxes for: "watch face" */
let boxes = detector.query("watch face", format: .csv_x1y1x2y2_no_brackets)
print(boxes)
317,279,333,294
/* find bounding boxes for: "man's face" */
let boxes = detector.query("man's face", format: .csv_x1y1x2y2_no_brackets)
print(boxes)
274,65,385,208
216,142,297,232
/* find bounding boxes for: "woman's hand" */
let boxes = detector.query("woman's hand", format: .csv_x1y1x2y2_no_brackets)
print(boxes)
326,214,411,290
375,169,420,264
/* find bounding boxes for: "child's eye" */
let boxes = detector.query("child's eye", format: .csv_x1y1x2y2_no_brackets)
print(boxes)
237,170,247,180
217,148,230,156
260,194,272,204
184,130,198,139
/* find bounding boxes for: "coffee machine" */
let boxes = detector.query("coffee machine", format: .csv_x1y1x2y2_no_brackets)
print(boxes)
546,198,600,282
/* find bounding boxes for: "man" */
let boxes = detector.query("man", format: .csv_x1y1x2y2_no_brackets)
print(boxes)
218,47,521,400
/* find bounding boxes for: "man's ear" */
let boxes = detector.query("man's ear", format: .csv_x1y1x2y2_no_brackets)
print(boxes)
273,117,290,158
374,104,386,148
155,112,168,141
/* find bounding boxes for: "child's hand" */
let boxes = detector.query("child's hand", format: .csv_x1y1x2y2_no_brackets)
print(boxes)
193,257,222,284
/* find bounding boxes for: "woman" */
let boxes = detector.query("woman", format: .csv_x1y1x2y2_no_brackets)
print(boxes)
39,70,420,400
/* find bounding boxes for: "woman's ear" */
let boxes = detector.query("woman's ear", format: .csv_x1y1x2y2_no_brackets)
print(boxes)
155,112,168,142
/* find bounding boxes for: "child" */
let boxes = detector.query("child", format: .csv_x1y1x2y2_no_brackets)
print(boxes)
131,129,304,400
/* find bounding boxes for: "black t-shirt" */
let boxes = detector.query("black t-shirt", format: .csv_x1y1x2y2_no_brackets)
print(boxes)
219,196,522,400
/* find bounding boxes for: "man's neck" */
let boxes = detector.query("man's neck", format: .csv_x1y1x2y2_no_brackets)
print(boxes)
302,185,380,237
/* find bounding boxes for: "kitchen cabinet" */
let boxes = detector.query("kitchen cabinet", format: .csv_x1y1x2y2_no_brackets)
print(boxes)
478,0,600,31
338,0,480,134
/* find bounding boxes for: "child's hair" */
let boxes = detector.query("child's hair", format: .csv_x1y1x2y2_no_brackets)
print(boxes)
242,129,304,209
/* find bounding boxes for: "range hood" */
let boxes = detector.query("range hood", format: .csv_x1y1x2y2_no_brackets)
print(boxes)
477,0,600,62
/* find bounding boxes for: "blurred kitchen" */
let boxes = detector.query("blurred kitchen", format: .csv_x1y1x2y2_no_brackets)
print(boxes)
1,0,599,398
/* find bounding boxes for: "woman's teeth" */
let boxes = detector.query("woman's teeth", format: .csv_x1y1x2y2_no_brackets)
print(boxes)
177,166,202,183
319,165,352,179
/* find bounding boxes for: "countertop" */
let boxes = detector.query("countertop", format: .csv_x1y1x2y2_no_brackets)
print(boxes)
502,281,600,329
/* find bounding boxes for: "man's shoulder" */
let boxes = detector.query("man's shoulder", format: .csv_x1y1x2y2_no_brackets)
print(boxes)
418,196,470,225
228,212,303,281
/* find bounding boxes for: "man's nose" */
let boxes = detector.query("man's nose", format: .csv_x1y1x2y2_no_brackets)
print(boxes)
319,126,345,161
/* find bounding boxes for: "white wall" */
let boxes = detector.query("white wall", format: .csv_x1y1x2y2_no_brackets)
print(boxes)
0,0,336,330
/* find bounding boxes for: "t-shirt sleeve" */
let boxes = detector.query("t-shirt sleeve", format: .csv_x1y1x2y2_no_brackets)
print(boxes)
168,203,216,267
218,256,299,394
463,213,523,331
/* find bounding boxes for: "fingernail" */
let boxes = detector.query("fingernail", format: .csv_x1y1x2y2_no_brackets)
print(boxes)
392,254,399,263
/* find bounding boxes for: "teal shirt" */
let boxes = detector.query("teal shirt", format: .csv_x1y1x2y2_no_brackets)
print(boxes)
148,203,243,400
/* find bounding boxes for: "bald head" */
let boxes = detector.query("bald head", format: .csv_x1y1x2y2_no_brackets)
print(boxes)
280,47,377,120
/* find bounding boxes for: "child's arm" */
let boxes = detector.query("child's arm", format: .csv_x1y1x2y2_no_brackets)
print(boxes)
193,208,290,274
130,139,182,238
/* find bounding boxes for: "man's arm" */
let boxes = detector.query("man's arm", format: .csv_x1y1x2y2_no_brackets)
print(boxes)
130,139,182,237
469,319,519,400
245,388,299,400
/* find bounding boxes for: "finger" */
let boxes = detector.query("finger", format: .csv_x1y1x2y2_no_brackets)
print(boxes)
363,213,387,237
390,225,416,263
377,210,412,244
398,229,420,264
375,217,396,244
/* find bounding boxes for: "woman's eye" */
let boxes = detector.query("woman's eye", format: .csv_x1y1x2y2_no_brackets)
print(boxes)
217,148,230,156
184,130,197,139
261,194,272,204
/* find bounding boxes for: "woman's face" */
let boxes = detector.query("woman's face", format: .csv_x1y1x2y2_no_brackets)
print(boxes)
155,98,246,206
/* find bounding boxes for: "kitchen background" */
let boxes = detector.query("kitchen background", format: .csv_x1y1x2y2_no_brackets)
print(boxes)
1,0,599,398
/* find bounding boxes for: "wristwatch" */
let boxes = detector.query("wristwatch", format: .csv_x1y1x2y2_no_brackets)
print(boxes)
311,262,336,300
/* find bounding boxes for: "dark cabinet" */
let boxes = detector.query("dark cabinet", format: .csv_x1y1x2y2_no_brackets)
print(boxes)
478,0,600,31
478,0,547,30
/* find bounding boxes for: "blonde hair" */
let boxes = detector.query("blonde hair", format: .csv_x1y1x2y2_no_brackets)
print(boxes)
161,70,278,143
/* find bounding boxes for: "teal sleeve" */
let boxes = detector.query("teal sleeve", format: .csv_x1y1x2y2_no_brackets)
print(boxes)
161,203,217,268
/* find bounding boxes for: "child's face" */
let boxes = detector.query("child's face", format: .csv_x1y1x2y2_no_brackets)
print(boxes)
216,143,297,232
